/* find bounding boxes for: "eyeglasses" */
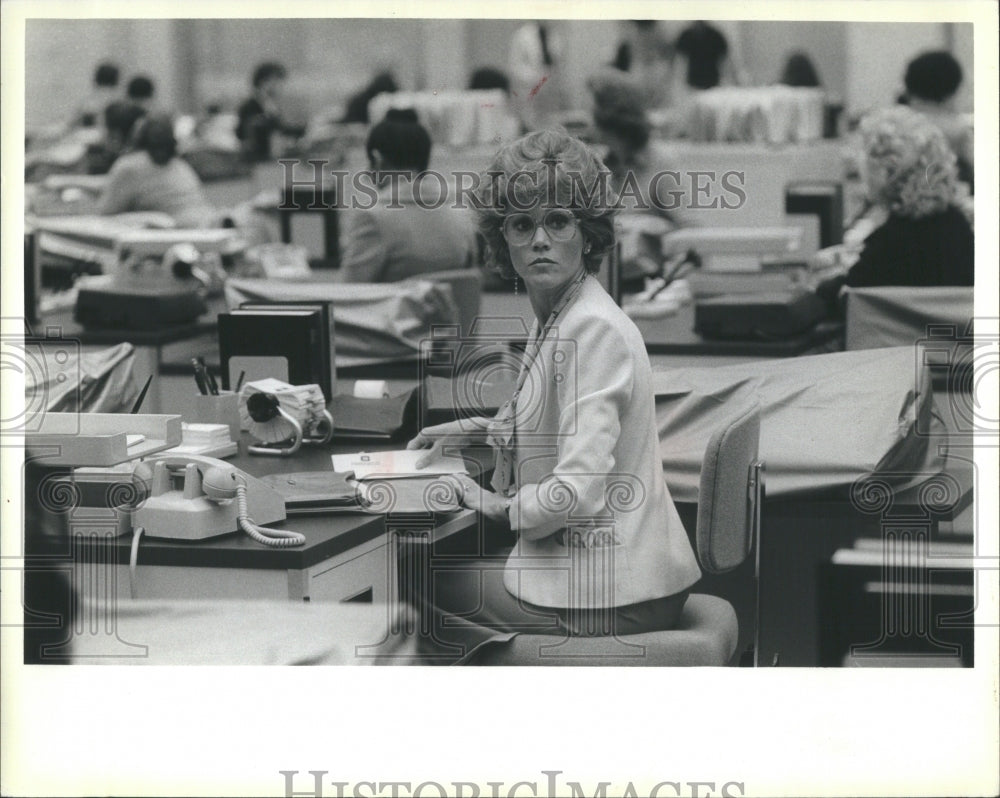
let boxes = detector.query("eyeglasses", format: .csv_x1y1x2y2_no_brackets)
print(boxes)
502,209,578,246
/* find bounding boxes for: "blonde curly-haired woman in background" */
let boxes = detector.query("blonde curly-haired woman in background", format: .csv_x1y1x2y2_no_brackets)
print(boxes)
844,105,974,288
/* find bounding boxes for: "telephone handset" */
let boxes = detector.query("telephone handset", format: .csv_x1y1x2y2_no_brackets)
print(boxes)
132,453,305,547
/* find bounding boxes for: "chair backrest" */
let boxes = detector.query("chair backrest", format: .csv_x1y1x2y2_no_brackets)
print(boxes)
695,403,762,574
413,268,483,341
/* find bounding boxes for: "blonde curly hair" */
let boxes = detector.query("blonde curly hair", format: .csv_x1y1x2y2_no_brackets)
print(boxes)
861,106,959,219
475,129,618,280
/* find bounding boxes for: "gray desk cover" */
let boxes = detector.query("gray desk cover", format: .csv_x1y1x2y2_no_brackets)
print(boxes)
68,599,418,665
225,277,460,368
655,346,944,502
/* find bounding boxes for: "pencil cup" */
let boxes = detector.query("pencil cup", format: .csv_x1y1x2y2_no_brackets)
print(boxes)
192,391,241,442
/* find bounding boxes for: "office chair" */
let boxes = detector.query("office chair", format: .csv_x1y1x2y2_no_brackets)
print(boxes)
475,404,764,666
411,268,483,341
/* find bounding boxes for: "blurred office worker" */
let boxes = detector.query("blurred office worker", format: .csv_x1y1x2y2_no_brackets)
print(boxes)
98,114,214,228
903,50,974,192
338,109,477,283
845,106,974,289
126,75,156,111
236,61,306,162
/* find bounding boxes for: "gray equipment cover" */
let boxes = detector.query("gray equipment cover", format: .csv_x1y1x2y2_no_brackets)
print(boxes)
225,277,460,368
655,346,944,501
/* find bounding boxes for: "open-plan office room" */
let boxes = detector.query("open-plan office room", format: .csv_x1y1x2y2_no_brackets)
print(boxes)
3,3,998,797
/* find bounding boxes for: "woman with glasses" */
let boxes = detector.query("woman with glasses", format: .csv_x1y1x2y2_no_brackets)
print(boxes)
406,130,701,663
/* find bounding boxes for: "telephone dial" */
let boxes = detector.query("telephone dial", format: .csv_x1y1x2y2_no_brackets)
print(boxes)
132,453,305,547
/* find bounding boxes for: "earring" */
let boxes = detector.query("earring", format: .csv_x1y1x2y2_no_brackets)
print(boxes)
584,243,592,254
513,275,519,295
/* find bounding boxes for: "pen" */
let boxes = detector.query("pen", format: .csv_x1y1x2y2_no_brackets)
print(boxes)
235,370,246,393
130,375,153,413
192,358,209,395
198,357,219,395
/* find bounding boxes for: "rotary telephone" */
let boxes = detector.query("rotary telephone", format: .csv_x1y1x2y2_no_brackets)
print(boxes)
131,453,305,547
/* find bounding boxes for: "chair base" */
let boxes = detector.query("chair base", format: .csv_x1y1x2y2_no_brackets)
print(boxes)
472,594,738,666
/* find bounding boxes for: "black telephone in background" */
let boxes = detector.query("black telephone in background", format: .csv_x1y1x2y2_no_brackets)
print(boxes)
131,454,305,547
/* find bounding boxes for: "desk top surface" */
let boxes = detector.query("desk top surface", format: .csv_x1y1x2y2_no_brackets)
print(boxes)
52,435,479,570
94,510,386,570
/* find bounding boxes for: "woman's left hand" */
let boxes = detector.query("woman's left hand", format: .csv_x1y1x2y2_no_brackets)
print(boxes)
447,474,509,523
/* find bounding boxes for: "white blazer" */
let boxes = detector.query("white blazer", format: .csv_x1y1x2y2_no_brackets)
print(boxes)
504,276,702,609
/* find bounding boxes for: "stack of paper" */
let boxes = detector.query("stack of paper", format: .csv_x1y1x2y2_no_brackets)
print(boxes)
331,450,467,481
180,423,232,448
168,423,237,458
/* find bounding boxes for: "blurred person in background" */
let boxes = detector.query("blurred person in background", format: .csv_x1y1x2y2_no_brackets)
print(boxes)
508,20,568,131
338,109,477,283
126,75,156,111
902,50,973,193
780,51,822,88
98,113,214,228
815,105,973,304
237,61,306,162
612,20,676,110
341,70,399,125
76,61,121,129
468,66,510,94
83,100,147,174
674,21,738,91
588,70,693,284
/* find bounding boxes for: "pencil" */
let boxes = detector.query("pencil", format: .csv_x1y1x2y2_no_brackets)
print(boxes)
130,375,154,414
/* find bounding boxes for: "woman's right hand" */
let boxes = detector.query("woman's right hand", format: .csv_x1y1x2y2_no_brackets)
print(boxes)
406,421,476,469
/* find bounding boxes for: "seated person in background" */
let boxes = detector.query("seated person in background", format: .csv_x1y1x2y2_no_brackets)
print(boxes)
508,21,568,131
780,51,821,88
903,50,973,192
85,100,147,174
588,70,692,282
236,62,305,162
341,71,399,125
76,61,120,128
611,20,675,109
98,113,214,228
126,75,156,111
817,106,973,298
468,66,510,93
674,20,737,91
338,109,477,283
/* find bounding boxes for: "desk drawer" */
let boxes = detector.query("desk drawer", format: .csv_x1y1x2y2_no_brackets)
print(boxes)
76,540,391,605
297,538,393,603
